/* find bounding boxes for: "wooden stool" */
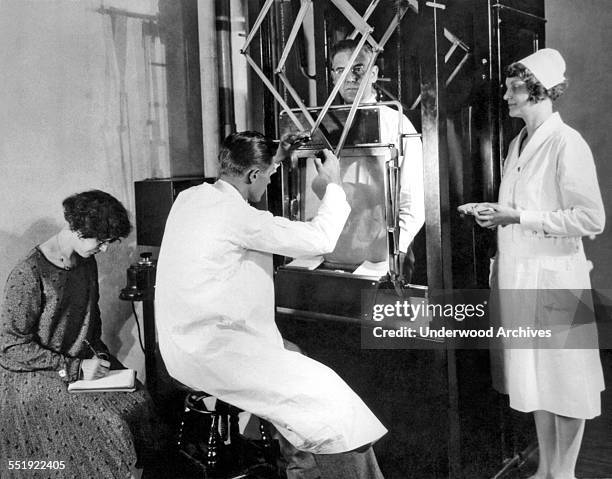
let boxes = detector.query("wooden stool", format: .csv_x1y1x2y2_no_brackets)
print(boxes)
176,391,279,478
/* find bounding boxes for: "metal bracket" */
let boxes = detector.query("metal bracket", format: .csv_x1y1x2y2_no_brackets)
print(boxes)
491,3,546,23
425,1,446,10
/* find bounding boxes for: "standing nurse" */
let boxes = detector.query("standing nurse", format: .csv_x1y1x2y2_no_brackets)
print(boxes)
471,49,605,478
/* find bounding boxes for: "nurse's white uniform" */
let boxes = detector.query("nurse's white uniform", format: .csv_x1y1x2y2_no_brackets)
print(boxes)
155,180,387,453
491,112,605,419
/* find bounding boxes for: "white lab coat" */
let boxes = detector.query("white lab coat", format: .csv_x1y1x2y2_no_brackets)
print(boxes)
155,180,387,453
491,112,605,418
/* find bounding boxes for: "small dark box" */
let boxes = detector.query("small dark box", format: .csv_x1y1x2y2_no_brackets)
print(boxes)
135,177,210,246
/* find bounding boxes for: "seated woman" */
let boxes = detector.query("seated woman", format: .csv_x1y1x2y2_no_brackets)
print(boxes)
0,190,160,478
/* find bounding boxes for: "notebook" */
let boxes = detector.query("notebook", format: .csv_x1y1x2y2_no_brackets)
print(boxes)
68,369,136,393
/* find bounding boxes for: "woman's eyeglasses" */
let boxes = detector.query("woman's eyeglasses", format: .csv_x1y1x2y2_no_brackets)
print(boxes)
96,238,118,248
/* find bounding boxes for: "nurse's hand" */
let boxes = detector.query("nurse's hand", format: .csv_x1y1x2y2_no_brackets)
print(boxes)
457,202,498,216
457,202,480,216
474,203,520,229
314,149,342,187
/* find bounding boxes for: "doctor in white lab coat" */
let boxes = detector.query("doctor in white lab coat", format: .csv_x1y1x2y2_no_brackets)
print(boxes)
468,49,605,479
155,131,387,478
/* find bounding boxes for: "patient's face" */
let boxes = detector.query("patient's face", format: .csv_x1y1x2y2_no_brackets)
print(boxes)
331,49,378,104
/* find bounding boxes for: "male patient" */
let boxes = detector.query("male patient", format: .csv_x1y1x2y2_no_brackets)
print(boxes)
330,39,424,279
155,131,386,478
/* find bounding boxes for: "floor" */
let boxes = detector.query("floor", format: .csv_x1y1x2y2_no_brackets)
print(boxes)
577,349,612,478
496,349,612,479
146,350,612,479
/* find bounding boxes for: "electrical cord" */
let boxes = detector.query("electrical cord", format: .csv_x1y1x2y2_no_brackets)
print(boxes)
131,302,146,353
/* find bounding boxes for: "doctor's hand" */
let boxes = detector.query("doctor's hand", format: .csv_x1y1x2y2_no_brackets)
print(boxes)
80,358,110,380
313,149,342,188
274,131,311,163
473,203,520,229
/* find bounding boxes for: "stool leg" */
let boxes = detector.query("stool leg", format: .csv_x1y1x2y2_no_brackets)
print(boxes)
177,405,189,451
259,420,276,466
207,413,221,472
228,409,243,468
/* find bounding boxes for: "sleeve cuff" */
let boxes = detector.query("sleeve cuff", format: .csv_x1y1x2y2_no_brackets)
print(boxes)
324,183,346,200
322,183,350,217
519,210,544,234
63,357,82,383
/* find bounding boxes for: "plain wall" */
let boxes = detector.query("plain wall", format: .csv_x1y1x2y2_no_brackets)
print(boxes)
0,0,169,378
546,0,612,289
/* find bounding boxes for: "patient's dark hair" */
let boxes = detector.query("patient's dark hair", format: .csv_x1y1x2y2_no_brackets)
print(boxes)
63,190,131,240
218,131,277,177
506,62,568,102
329,38,374,64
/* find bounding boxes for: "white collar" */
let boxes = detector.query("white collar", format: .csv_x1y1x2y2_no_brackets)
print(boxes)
215,178,247,203
362,93,377,103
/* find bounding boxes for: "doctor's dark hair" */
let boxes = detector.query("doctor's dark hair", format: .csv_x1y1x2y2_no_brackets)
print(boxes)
63,190,132,240
218,131,277,177
506,62,568,102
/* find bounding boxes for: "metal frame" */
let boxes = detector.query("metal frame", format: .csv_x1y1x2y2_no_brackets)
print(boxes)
240,0,413,157
277,101,405,281
240,1,427,289
292,143,400,279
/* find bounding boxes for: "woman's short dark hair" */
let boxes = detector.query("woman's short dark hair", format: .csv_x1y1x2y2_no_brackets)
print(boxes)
63,190,131,240
506,62,568,102
218,131,277,177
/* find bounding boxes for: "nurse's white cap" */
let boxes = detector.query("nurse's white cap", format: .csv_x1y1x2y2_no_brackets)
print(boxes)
518,48,566,89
